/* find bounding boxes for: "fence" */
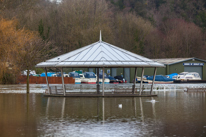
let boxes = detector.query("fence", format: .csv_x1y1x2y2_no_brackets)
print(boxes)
17,76,75,84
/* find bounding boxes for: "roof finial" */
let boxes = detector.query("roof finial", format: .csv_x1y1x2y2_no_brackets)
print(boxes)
100,30,102,42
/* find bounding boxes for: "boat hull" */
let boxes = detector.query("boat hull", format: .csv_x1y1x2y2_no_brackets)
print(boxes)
81,78,96,84
174,80,206,83
148,81,173,84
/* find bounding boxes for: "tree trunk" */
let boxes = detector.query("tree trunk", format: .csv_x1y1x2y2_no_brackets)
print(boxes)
26,69,30,93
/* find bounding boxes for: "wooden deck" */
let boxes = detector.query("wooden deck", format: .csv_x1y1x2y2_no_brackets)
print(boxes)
43,85,157,97
44,92,157,97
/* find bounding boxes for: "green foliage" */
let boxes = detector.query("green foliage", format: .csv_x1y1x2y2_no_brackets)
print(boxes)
196,11,206,28
110,0,125,10
35,68,44,74
148,16,156,25
155,0,166,9
1,72,15,84
117,0,125,10
38,19,50,41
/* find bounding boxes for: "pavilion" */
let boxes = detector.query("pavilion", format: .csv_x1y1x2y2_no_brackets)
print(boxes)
35,31,165,97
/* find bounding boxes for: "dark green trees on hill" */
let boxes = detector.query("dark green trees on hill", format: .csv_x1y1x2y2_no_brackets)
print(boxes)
0,0,205,78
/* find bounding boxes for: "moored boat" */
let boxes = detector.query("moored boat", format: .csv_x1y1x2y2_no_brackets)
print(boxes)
68,72,81,84
81,72,96,84
108,76,119,84
114,75,127,83
98,73,110,84
176,72,201,81
147,75,175,84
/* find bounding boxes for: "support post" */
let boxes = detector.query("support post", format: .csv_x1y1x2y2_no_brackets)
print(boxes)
150,67,157,95
140,97,144,123
61,98,65,119
44,67,50,94
97,68,100,94
61,68,66,96
46,97,50,116
132,67,137,94
102,98,105,124
102,67,105,96
139,68,144,95
55,86,57,94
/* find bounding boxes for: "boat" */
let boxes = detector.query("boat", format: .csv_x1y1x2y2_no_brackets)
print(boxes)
174,72,203,83
175,72,189,80
136,76,149,83
114,75,127,83
176,72,201,81
81,72,96,84
108,76,119,84
68,72,81,84
98,73,110,84
166,73,178,79
56,72,69,77
147,75,175,84
40,72,56,77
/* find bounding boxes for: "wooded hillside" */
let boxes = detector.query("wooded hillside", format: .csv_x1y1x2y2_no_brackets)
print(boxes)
0,0,205,83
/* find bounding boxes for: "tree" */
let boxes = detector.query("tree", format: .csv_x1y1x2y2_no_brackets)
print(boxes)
0,18,55,92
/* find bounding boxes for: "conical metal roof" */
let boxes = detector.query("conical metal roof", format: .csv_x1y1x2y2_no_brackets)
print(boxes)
36,32,164,68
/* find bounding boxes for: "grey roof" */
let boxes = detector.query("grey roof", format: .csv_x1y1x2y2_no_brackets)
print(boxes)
152,58,206,65
36,40,165,68
152,58,191,65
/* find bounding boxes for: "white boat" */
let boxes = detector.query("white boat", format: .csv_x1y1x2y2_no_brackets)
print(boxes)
51,74,57,77
98,73,110,84
176,72,201,81
176,72,189,80
136,76,149,83
99,78,110,84
80,72,96,84
68,72,81,84
177,72,201,81
63,74,69,77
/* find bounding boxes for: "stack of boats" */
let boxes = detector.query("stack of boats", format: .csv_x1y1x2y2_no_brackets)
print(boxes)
136,72,202,84
68,71,120,84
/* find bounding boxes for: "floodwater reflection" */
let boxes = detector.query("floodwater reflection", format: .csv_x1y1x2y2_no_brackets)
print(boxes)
0,85,206,136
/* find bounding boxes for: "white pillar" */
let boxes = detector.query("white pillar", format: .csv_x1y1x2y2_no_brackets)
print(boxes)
61,68,66,96
102,67,105,96
150,67,157,95
139,68,144,95
44,67,50,94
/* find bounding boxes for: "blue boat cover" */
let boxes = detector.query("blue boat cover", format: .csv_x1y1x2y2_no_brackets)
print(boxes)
166,73,178,79
84,72,96,78
40,72,56,77
56,72,65,77
147,75,175,81
99,73,109,78
69,72,80,78
108,76,116,80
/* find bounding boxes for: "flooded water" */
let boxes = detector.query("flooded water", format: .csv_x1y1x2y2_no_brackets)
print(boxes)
0,84,206,137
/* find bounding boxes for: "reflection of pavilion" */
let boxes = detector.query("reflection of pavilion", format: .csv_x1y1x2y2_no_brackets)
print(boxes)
36,31,164,97
43,97,160,136
45,97,157,124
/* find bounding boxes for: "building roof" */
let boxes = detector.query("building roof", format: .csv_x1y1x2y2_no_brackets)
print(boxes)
153,57,206,65
36,32,165,68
